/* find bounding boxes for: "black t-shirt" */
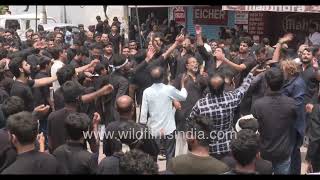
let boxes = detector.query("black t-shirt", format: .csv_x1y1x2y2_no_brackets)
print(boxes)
47,108,75,153
96,154,122,175
33,71,50,106
53,142,97,174
108,33,122,54
53,87,65,111
222,156,273,174
0,129,17,173
1,149,65,174
10,80,35,112
224,169,259,175
234,55,257,88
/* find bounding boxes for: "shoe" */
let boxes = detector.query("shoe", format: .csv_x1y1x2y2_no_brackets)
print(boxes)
158,154,166,161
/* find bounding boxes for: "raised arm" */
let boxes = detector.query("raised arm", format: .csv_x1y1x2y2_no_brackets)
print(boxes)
161,34,184,60
75,59,100,73
195,25,211,62
33,76,57,88
81,84,113,103
272,33,294,62
231,65,260,104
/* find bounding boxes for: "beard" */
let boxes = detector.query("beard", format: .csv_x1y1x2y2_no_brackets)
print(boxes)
209,82,225,96
23,68,31,77
301,59,311,64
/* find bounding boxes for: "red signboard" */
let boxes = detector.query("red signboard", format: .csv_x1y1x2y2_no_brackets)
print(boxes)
193,6,228,25
248,12,267,36
173,7,186,26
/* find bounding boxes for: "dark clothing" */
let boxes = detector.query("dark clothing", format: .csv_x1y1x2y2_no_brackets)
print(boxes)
224,169,259,175
281,75,306,141
33,71,51,106
167,152,230,174
197,45,235,76
97,154,122,174
108,33,122,54
96,72,128,125
173,73,207,131
53,87,65,111
172,50,203,79
306,104,320,171
222,156,273,174
0,129,16,173
301,64,319,104
188,73,254,155
47,108,75,153
53,142,97,174
27,54,41,78
103,118,159,159
10,80,35,112
1,150,64,174
70,58,90,69
252,92,296,163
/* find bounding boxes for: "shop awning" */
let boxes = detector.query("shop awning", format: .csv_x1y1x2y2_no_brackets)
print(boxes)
222,5,320,13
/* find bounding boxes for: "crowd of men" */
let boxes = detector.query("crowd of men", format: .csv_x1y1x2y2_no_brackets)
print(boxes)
0,12,320,174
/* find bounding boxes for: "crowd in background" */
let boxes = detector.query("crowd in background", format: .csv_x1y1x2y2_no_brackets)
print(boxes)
0,11,319,174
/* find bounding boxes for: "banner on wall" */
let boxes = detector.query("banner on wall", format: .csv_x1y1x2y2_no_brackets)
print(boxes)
235,11,248,25
173,6,186,26
193,6,228,25
222,5,320,13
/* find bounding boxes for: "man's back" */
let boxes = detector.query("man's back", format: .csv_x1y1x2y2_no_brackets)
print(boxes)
1,150,63,174
47,108,74,152
141,83,187,136
252,93,296,162
53,142,96,174
167,153,229,174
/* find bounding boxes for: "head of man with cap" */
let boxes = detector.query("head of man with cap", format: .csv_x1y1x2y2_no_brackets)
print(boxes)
235,114,259,134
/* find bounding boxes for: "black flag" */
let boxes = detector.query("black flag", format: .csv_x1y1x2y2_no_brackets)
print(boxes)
24,5,29,12
103,5,108,19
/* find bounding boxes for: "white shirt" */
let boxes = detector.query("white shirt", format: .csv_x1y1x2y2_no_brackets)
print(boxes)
51,60,65,92
204,43,212,53
139,83,188,137
306,32,320,45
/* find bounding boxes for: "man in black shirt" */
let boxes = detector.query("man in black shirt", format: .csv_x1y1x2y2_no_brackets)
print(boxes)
9,56,57,112
102,42,114,68
2,111,64,174
224,129,259,175
48,80,113,153
0,96,24,173
252,68,296,174
108,25,122,54
53,112,98,174
101,95,159,159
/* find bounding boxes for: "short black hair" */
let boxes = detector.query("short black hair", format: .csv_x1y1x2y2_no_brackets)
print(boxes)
262,38,270,46
240,37,253,47
2,96,24,118
265,67,284,91
65,112,90,141
119,149,158,174
9,56,24,78
150,66,164,84
254,45,267,55
186,116,211,147
94,62,106,75
39,56,51,70
7,111,38,145
62,81,84,104
0,49,8,59
57,64,76,86
49,46,63,60
231,129,259,167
